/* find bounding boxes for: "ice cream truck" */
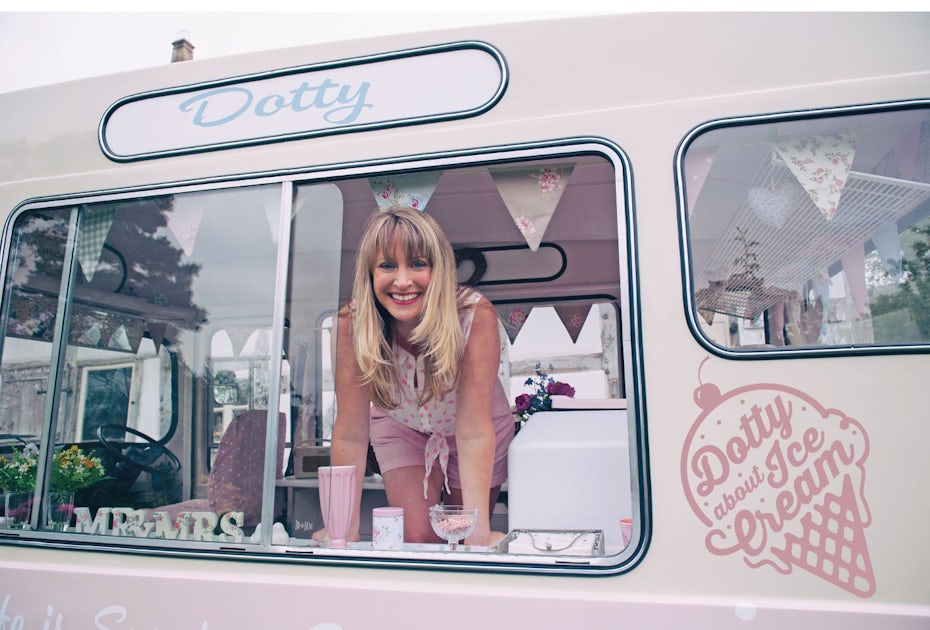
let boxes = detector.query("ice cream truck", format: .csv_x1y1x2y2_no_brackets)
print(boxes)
0,11,927,629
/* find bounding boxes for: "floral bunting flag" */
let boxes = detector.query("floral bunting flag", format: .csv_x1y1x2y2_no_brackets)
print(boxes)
165,206,205,257
554,303,593,344
77,205,117,283
841,243,870,318
490,164,574,251
684,148,716,215
369,171,443,212
772,130,858,221
495,304,531,344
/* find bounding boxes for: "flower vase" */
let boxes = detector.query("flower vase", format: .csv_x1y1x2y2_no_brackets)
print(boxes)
4,491,34,529
47,492,75,531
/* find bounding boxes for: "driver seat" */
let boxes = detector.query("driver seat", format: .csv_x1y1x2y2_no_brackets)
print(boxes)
152,410,286,529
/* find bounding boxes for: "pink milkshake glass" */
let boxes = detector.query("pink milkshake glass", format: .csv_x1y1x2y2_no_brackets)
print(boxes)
318,465,357,548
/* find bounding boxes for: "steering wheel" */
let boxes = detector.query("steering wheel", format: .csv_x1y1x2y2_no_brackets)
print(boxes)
97,424,181,474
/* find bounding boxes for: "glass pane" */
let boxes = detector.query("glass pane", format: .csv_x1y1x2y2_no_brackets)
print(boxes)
684,106,930,350
0,209,72,530
287,183,344,449
287,153,634,559
0,185,287,539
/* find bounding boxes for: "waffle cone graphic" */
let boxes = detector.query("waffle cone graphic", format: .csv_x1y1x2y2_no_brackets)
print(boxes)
772,475,875,597
682,361,874,597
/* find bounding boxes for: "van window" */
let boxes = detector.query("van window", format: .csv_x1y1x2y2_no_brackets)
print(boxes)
681,104,930,353
0,145,639,571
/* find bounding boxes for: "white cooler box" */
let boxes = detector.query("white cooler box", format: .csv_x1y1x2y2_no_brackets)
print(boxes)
507,408,631,553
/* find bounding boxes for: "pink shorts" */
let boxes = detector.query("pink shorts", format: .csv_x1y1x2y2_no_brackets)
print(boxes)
370,402,514,490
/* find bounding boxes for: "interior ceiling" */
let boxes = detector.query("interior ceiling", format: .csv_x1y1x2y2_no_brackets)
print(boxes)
334,156,622,306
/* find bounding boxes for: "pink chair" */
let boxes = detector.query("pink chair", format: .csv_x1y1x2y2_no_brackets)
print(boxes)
153,410,286,528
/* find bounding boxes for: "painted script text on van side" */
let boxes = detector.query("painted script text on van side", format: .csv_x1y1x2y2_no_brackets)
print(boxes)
178,79,373,128
681,372,874,597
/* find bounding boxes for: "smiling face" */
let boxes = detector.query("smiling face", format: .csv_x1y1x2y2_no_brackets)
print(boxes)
372,241,433,338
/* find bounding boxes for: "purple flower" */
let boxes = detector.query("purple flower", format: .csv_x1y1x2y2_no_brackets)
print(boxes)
514,393,534,413
546,381,575,397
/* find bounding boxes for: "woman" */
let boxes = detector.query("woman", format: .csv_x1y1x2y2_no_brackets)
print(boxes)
329,207,514,546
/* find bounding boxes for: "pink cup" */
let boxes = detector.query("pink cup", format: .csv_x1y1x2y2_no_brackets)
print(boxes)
318,465,357,548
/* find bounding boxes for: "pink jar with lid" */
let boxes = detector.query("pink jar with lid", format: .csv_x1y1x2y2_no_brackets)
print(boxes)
372,507,404,550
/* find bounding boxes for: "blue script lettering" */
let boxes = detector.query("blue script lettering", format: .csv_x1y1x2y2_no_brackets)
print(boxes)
0,594,26,630
178,79,372,128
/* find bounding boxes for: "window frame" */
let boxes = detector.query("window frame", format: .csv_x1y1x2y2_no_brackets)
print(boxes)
0,138,648,576
678,99,930,359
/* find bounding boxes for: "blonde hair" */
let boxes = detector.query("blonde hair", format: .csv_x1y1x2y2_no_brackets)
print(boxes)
351,207,468,409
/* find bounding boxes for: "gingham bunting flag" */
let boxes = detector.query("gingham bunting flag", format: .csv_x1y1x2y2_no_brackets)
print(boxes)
77,204,117,282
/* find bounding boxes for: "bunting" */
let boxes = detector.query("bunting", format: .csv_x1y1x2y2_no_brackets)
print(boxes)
77,205,116,282
554,303,593,344
226,327,255,357
841,244,869,318
108,325,132,352
146,322,169,352
494,304,531,344
165,205,205,257
123,319,145,354
369,172,442,212
772,130,858,221
490,164,574,251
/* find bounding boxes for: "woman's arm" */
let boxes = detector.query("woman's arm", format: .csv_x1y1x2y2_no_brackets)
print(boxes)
455,298,502,546
329,306,372,542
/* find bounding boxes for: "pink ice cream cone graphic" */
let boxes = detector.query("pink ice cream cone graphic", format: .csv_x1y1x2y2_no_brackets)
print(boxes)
681,360,874,597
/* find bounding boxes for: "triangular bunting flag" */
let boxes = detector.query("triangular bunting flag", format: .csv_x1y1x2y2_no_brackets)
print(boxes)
77,205,117,282
123,318,145,354
490,164,574,251
841,243,869,318
772,130,858,221
108,325,132,351
554,303,593,344
165,205,205,257
369,171,442,212
146,321,168,352
494,304,531,344
77,322,103,347
871,222,902,282
265,198,284,246
684,148,716,215
97,315,120,350
226,327,254,357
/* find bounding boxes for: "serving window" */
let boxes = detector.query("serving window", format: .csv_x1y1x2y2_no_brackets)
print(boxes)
0,143,641,572
681,104,930,353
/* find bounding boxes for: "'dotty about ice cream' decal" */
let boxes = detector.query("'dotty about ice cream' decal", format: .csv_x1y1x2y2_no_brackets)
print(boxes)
681,358,874,597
